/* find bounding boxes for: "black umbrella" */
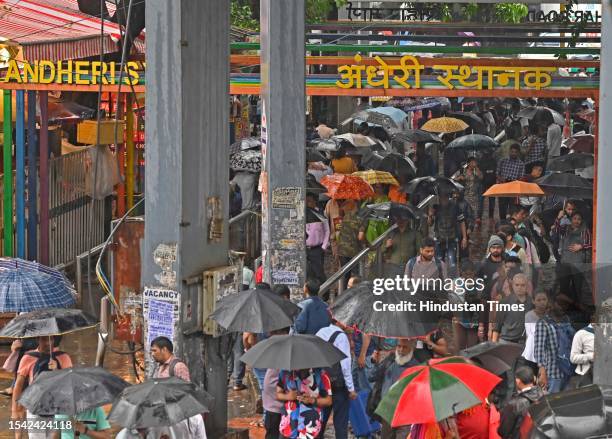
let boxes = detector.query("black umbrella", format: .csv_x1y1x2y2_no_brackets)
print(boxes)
360,150,385,170
0,308,98,338
459,341,523,375
536,172,593,199
391,129,443,144
306,148,327,163
375,152,416,180
366,202,423,221
447,111,487,134
229,137,261,156
19,367,129,416
401,176,464,196
108,377,212,429
313,138,342,153
330,281,440,338
446,134,499,151
239,334,346,370
306,173,327,194
529,385,612,439
208,287,300,333
518,106,565,126
547,153,594,172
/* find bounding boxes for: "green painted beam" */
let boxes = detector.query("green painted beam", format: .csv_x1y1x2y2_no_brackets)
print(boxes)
230,42,600,55
2,90,13,256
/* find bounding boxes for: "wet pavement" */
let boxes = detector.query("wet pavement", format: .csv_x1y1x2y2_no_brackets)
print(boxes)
0,327,258,438
0,199,558,438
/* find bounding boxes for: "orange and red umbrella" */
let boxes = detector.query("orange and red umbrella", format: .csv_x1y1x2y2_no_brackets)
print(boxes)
320,174,375,200
375,357,501,426
483,181,544,197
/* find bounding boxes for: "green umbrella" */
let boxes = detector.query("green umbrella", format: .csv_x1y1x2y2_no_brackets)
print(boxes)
375,357,501,426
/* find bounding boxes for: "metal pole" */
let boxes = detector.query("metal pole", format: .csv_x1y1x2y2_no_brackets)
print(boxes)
594,0,612,387
2,90,13,256
39,91,49,265
260,0,306,297
26,91,37,261
15,90,25,259
116,94,126,217
145,1,230,436
126,93,135,209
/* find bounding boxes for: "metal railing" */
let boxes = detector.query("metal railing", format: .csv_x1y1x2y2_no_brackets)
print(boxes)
0,150,107,267
49,150,107,267
320,223,399,297
320,194,436,297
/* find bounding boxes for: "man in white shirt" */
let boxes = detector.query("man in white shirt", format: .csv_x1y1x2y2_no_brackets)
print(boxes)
570,312,595,387
316,322,358,439
547,122,563,159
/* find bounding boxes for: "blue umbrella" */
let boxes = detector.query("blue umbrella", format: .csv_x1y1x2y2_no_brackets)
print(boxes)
0,258,76,312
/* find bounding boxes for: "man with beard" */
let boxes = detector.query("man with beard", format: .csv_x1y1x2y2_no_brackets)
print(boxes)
404,237,448,281
477,235,505,341
368,339,419,439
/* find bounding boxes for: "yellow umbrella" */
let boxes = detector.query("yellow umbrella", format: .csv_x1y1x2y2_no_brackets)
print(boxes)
353,170,399,186
421,117,469,134
483,181,544,197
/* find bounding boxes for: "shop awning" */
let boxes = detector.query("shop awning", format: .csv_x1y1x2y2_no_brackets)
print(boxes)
0,0,145,61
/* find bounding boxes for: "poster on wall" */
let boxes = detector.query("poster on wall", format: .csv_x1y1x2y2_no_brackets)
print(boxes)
142,287,181,376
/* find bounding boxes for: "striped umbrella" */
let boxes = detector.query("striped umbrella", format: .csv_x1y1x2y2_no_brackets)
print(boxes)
0,258,76,312
375,357,501,426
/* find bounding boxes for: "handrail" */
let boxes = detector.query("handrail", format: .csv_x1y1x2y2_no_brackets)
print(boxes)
229,207,260,225
319,195,435,296
319,223,398,296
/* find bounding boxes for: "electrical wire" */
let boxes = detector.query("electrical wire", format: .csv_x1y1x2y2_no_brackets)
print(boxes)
95,197,144,310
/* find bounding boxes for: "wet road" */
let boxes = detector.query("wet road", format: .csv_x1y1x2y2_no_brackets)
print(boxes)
0,327,256,438
0,199,557,438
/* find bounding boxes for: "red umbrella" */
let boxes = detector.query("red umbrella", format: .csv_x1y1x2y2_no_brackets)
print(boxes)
320,174,375,200
375,357,501,426
566,134,594,153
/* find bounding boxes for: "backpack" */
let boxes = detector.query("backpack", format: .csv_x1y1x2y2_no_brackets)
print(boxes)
552,319,576,377
24,351,65,387
323,331,346,390
153,358,184,378
518,225,550,264
406,256,444,280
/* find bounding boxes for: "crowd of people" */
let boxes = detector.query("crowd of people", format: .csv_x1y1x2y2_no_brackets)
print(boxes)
3,97,595,439
228,97,597,438
4,335,206,438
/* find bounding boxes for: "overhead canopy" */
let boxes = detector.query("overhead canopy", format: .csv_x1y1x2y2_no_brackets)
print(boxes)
0,0,145,61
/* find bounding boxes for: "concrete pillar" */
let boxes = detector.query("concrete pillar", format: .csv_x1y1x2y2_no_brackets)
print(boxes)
144,1,230,436
594,0,612,386
260,0,307,297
